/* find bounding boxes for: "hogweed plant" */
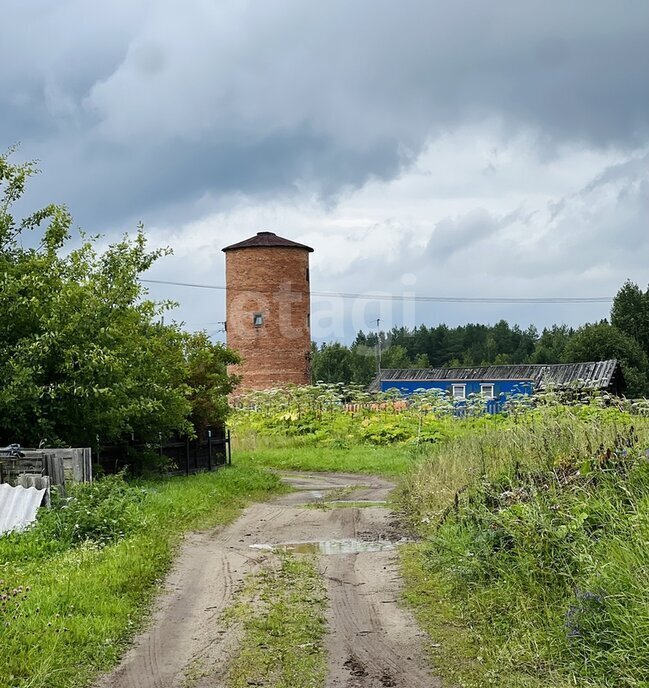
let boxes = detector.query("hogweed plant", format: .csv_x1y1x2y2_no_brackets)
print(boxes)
229,382,516,449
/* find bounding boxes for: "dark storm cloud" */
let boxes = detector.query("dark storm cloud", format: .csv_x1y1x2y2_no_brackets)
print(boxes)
28,127,403,231
1,0,648,230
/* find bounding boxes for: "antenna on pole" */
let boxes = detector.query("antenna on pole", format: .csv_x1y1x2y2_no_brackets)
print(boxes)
376,318,382,378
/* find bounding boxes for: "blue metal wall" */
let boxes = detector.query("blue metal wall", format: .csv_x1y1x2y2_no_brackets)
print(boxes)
380,379,534,397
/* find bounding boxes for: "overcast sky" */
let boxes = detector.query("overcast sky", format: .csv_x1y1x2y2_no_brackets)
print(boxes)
2,0,648,343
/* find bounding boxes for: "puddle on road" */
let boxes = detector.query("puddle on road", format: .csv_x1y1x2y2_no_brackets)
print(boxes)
302,500,388,510
250,538,397,555
328,499,387,505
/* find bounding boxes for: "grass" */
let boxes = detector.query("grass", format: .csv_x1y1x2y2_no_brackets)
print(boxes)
9,390,646,688
225,553,328,688
0,465,285,688
401,543,487,686
234,444,417,477
399,404,649,687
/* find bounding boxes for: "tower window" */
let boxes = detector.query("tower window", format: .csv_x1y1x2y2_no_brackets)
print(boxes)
253,312,264,327
306,267,310,283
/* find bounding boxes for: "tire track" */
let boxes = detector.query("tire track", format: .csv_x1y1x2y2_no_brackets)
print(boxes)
93,471,439,688
324,548,437,687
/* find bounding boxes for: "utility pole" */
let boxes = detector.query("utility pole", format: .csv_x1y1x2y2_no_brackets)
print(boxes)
376,318,382,377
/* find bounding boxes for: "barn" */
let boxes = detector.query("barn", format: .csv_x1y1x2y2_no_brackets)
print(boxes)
369,359,625,400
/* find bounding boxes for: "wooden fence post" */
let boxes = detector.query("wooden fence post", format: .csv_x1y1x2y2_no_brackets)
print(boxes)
44,453,66,498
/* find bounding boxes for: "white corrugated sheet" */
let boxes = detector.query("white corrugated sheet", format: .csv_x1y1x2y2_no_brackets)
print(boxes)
0,483,46,535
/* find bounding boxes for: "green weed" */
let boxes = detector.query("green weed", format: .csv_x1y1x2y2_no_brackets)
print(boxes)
226,553,328,688
229,382,507,451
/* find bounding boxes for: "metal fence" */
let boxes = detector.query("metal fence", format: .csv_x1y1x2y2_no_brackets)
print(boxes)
96,428,231,477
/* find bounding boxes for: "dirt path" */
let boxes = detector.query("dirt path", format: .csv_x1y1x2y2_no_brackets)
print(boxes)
95,471,439,688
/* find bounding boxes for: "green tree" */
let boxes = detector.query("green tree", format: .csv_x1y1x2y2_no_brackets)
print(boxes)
380,344,411,369
0,149,238,448
611,280,649,355
185,332,240,435
349,345,377,385
412,353,430,368
563,322,648,396
531,325,574,363
311,343,354,383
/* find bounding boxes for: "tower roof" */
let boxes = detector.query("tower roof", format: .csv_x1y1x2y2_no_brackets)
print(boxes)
222,231,314,253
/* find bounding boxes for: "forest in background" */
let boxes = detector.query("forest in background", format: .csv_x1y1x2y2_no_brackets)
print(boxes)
311,280,649,396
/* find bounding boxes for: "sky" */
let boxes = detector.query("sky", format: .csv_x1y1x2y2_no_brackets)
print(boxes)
2,0,648,344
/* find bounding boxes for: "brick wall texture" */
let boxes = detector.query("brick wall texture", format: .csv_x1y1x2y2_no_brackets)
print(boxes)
225,246,311,389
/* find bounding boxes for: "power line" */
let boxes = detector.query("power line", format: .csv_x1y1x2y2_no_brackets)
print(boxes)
139,278,613,305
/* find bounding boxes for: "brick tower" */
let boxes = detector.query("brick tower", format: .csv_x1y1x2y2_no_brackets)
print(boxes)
222,231,313,389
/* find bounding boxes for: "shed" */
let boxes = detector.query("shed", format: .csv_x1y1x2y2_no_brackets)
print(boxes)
369,359,625,399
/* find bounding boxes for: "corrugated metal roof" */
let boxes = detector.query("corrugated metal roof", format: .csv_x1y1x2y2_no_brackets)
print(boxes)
0,483,46,535
369,359,621,392
222,231,314,252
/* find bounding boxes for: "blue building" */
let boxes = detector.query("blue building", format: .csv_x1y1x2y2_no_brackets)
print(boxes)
368,360,624,402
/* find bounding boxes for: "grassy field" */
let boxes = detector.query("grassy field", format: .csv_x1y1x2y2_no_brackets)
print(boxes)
229,383,505,477
0,466,285,688
234,444,417,476
400,404,649,687
233,390,649,686
6,387,648,688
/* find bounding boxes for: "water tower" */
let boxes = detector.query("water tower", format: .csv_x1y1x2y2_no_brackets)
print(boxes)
222,231,313,389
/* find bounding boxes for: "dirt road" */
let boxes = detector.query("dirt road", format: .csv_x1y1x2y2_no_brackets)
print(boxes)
95,471,439,688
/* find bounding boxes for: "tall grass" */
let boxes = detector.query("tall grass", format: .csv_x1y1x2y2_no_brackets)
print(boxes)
401,403,649,687
0,466,284,688
230,382,510,477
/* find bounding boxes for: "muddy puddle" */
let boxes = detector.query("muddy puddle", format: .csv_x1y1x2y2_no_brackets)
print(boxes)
250,538,399,555
328,499,387,505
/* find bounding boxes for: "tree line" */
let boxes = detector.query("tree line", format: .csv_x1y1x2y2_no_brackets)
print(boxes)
311,282,649,396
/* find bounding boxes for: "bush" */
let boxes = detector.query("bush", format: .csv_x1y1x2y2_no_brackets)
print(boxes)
45,474,148,546
0,474,148,563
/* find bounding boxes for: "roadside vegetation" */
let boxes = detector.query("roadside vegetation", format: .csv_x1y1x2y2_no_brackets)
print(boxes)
0,466,284,688
401,399,649,687
224,553,328,688
235,445,414,477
